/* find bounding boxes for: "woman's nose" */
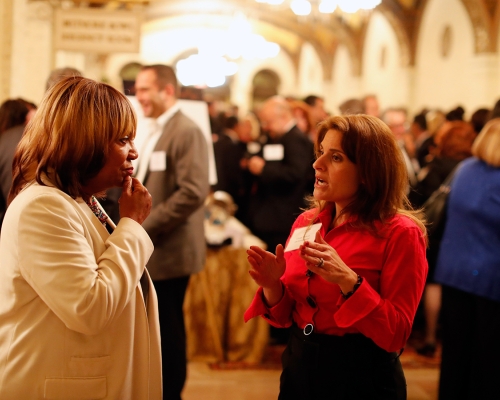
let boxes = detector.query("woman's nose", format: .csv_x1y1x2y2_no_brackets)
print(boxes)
129,143,139,160
313,157,322,171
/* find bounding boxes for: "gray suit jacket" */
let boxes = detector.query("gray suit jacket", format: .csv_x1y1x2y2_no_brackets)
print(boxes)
0,125,24,225
142,109,209,281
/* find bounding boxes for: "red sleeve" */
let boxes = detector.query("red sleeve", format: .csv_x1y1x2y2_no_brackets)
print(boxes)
334,223,428,352
243,285,295,328
243,211,317,326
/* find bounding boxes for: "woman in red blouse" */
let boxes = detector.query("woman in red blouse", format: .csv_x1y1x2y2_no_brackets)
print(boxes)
245,114,428,400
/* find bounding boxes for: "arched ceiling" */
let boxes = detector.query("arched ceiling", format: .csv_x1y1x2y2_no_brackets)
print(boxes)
139,0,417,78
46,0,500,75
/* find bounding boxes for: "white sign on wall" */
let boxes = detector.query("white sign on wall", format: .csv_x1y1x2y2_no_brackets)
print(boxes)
54,9,141,53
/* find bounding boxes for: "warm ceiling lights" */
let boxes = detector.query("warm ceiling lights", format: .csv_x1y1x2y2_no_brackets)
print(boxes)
256,0,381,15
176,12,280,88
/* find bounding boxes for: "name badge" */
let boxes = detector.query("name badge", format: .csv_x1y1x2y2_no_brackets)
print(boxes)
247,142,261,155
263,144,284,161
149,151,167,171
284,223,322,252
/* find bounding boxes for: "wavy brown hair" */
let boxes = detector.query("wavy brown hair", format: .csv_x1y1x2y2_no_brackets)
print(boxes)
434,120,475,160
8,76,136,204
309,114,426,235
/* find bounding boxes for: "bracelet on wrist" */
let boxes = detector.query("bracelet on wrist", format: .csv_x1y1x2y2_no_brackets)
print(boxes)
340,274,363,300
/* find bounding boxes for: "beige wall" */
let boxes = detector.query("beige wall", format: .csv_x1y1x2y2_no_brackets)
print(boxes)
330,44,361,114
414,0,477,114
0,0,14,102
297,42,325,99
362,11,410,112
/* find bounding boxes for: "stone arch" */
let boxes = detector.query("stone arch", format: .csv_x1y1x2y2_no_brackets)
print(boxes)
363,3,412,68
251,69,280,108
492,0,500,50
459,0,494,52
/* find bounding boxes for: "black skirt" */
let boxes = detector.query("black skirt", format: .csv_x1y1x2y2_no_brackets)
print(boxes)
278,325,407,400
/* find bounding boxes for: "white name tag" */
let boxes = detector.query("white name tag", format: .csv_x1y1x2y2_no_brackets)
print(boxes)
284,223,322,252
247,142,261,155
149,151,167,171
263,144,284,161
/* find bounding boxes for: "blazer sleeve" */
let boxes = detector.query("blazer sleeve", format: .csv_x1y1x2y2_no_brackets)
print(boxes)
17,192,153,336
142,123,210,241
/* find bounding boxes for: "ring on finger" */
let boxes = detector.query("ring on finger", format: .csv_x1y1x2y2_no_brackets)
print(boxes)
316,257,324,268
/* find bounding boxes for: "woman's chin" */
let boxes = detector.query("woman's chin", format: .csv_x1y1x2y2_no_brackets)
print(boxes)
313,190,328,201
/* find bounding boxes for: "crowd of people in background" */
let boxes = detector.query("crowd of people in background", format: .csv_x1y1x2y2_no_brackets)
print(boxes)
2,74,500,399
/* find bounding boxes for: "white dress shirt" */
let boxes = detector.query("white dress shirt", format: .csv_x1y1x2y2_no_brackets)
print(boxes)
135,102,181,183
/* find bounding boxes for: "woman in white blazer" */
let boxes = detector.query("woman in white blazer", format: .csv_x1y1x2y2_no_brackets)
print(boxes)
0,77,162,399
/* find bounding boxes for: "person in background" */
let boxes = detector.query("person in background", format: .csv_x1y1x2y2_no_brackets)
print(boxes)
489,98,500,120
411,111,431,168
245,114,427,400
434,118,500,400
0,99,29,226
287,98,313,138
0,99,28,135
362,94,381,119
409,121,476,358
445,106,465,122
45,66,82,91
247,96,314,253
134,64,209,400
206,99,223,135
0,76,161,399
17,98,37,123
418,109,447,167
303,94,328,142
338,98,365,115
469,107,490,135
212,114,246,205
233,112,262,227
383,107,419,189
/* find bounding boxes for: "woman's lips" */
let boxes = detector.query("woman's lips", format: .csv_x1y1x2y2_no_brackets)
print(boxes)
315,177,327,187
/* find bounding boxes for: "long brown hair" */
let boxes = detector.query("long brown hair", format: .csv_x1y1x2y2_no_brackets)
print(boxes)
310,114,426,234
8,76,136,204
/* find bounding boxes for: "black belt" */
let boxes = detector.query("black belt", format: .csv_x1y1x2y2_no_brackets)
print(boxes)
290,324,403,360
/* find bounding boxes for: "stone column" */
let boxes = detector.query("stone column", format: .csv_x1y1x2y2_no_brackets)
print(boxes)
0,0,14,103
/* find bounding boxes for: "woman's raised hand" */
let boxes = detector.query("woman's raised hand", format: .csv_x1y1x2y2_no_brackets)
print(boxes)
247,244,286,289
300,231,358,293
247,244,286,306
118,176,152,225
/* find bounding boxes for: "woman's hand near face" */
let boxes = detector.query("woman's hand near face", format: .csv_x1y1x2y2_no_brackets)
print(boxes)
247,244,286,307
300,231,358,294
118,176,152,225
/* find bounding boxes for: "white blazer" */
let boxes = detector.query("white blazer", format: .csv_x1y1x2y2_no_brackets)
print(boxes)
0,183,162,399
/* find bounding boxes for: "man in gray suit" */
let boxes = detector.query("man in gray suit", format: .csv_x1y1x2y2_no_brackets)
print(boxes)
134,64,209,400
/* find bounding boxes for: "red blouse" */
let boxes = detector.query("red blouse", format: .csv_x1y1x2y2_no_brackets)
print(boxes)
244,205,428,352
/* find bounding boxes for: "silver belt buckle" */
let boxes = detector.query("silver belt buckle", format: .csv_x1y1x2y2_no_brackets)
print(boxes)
303,323,314,336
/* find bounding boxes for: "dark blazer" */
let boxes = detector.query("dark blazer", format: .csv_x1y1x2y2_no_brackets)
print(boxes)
212,131,246,200
249,125,315,236
142,109,210,281
0,125,24,225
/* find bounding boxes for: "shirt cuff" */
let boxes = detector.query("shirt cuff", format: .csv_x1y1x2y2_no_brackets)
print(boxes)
333,279,381,328
244,285,293,327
